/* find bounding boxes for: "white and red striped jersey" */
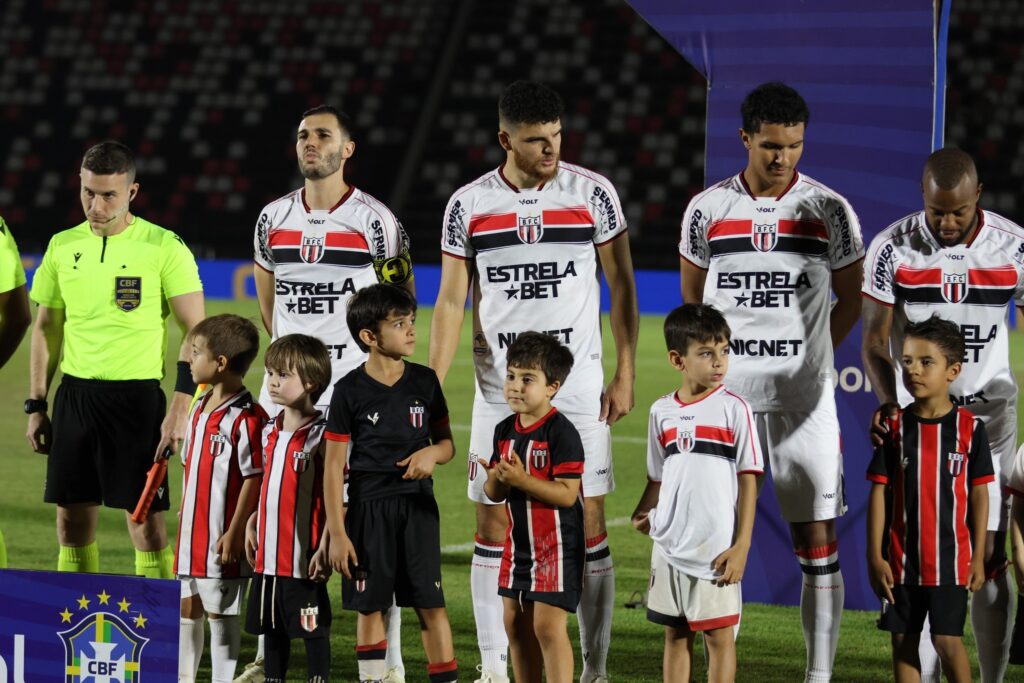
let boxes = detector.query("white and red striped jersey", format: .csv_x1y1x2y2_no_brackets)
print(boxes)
489,408,585,594
254,186,411,406
646,385,763,580
862,210,1024,417
176,389,267,579
441,162,627,407
867,407,994,586
255,413,328,579
679,172,864,412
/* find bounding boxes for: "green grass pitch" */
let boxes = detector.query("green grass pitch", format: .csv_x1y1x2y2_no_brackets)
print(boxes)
3,299,1020,680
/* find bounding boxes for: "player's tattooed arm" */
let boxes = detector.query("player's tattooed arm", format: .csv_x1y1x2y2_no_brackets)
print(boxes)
829,259,863,351
598,234,639,425
630,479,661,535
428,254,473,385
861,297,900,445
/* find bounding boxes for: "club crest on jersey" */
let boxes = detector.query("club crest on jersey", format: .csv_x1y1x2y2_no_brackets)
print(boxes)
300,236,325,264
468,453,478,481
517,215,543,244
530,446,549,470
291,450,310,473
947,451,965,477
752,224,777,252
114,277,142,312
409,400,425,428
677,430,694,453
299,605,319,632
209,433,229,457
942,272,968,304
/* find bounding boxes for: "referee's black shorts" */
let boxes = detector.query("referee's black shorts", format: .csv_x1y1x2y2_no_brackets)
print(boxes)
342,493,446,612
44,375,168,512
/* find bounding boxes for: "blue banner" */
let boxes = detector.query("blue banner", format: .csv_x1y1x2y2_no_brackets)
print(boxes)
627,0,944,610
0,569,178,682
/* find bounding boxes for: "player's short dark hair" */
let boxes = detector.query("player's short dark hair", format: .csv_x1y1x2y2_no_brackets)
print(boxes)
264,334,333,404
505,331,574,387
741,82,809,134
189,314,260,376
346,284,417,353
81,141,136,182
498,81,564,127
903,315,966,366
664,304,731,355
301,104,355,139
923,147,978,190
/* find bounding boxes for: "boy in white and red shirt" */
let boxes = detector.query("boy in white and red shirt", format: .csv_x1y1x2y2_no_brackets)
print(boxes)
632,303,762,683
244,334,334,683
176,314,267,683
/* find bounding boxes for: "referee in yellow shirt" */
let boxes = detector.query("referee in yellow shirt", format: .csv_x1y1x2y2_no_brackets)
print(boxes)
25,141,205,578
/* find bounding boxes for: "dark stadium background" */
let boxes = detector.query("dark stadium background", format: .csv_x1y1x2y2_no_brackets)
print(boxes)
0,0,1015,269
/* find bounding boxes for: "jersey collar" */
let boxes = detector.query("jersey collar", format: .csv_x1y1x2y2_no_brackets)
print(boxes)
300,185,355,213
497,162,548,193
919,208,986,249
737,170,800,201
514,406,558,433
673,384,725,407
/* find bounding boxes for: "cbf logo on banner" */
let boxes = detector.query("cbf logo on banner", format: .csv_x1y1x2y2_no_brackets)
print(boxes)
0,569,178,682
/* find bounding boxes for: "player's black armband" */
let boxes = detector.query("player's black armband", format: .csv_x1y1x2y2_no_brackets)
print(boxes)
373,249,413,285
175,360,198,396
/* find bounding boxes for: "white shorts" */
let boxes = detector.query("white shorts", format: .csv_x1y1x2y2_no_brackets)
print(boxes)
974,402,1016,531
754,391,846,523
466,395,613,504
645,548,740,632
179,576,247,616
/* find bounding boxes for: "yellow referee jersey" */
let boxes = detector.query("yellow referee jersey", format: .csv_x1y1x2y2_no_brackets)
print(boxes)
0,216,26,294
30,217,202,380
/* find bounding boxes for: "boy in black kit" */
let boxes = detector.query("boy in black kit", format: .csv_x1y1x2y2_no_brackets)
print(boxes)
867,316,992,683
478,332,585,683
324,284,459,683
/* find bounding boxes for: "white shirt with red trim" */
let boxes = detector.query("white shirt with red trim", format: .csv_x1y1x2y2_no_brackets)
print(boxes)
441,162,628,405
862,209,1024,415
254,187,410,405
646,385,763,580
176,389,267,579
679,172,864,412
255,413,327,579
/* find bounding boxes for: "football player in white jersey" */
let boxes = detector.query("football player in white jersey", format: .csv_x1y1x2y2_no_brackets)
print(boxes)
430,81,638,683
244,105,414,683
679,83,864,683
862,148,1024,682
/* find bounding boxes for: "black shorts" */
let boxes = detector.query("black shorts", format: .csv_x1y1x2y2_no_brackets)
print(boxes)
45,375,168,511
498,587,580,613
245,573,331,639
342,493,446,612
877,584,968,636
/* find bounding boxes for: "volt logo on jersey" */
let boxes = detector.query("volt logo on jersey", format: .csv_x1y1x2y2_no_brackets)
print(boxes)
942,272,968,303
518,215,543,244
752,223,778,252
300,236,325,264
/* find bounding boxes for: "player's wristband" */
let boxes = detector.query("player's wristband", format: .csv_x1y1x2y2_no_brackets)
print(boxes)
174,360,198,396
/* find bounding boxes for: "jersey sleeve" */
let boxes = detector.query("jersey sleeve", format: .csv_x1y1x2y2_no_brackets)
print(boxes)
253,210,275,272
369,207,413,286
0,217,26,293
324,382,352,442
160,231,203,299
441,193,473,260
551,418,584,479
824,194,865,271
646,405,667,482
731,397,763,475
588,177,628,245
968,418,995,485
428,372,450,429
862,231,897,305
235,405,268,477
29,236,64,308
867,414,898,484
679,195,711,269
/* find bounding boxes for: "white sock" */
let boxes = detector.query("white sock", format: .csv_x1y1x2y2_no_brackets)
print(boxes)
797,543,844,683
971,566,1015,682
208,616,240,682
472,535,508,677
579,533,614,681
384,596,404,673
255,633,264,662
918,617,941,682
357,640,388,681
179,616,204,682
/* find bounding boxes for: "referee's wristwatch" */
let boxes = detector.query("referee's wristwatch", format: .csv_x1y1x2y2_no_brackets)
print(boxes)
24,399,47,414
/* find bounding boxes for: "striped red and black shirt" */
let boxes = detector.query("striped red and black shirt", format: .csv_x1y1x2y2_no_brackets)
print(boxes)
867,406,994,586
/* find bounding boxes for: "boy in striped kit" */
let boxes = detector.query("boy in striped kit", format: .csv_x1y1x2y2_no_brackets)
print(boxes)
479,332,585,683
867,316,992,682
244,334,334,683
177,314,267,682
632,304,763,683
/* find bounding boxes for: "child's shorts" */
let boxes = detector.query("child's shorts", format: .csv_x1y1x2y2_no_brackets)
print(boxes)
179,576,247,615
645,549,740,632
342,493,446,612
245,573,331,638
877,585,968,636
498,587,580,613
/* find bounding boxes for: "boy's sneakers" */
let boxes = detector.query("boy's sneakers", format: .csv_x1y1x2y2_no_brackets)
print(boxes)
581,676,609,683
382,667,406,683
473,666,510,683
233,658,265,683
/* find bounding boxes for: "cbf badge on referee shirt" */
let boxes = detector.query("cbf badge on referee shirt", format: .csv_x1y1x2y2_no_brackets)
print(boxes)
115,277,142,311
